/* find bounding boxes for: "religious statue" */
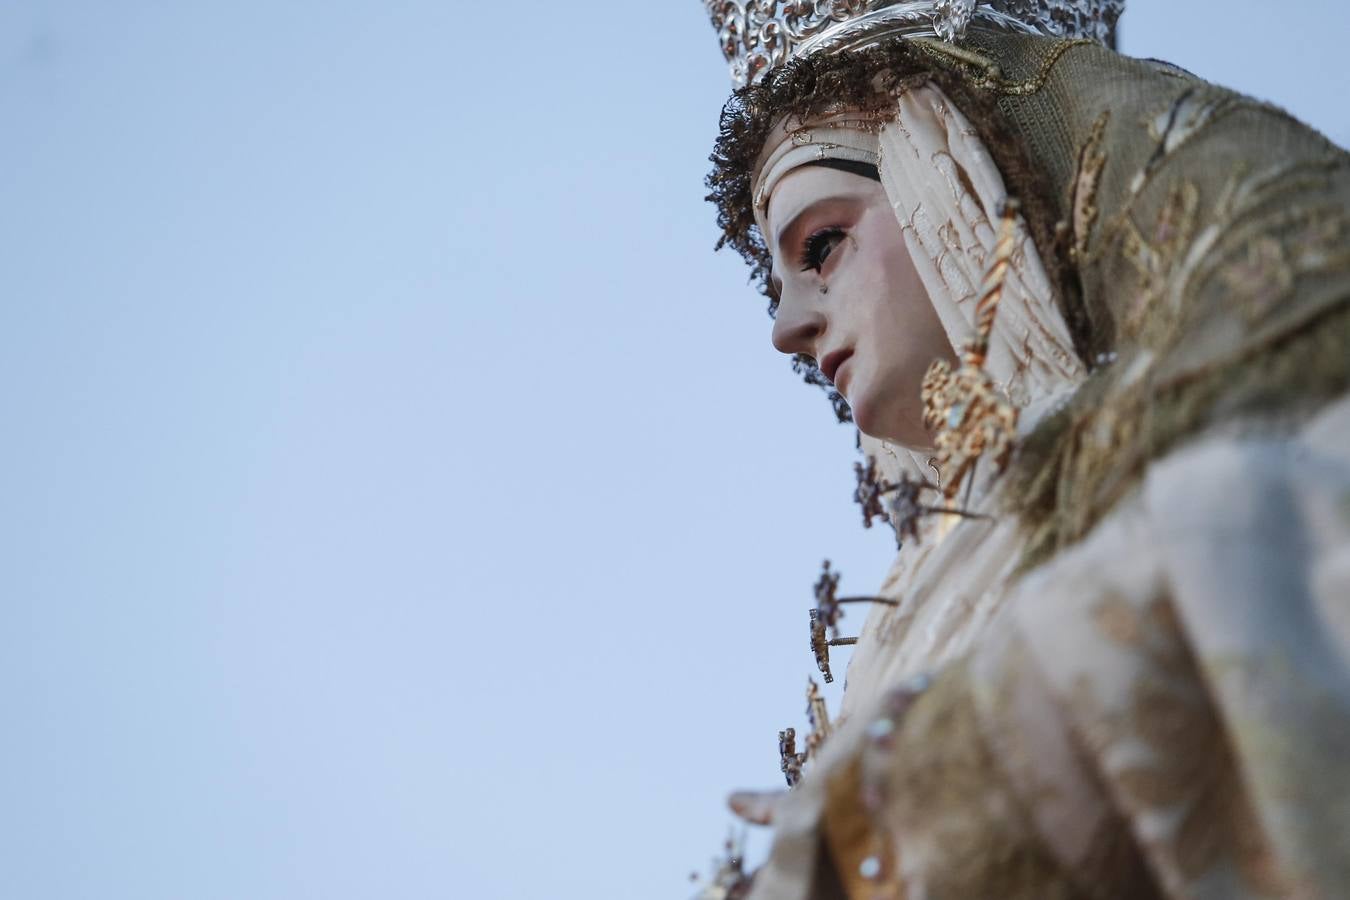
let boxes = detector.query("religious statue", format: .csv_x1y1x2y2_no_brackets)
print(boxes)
694,2,1350,897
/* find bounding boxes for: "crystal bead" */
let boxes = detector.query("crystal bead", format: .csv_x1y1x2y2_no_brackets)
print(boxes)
948,403,967,429
867,717,896,742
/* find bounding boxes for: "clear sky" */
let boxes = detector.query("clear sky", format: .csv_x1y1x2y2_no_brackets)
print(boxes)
1,2,1346,898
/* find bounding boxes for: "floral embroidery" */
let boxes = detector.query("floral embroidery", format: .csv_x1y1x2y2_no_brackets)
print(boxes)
1221,236,1294,324
1121,181,1199,337
1071,110,1111,262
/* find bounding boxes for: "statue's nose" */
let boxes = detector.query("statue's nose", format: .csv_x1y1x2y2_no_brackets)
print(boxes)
770,292,825,357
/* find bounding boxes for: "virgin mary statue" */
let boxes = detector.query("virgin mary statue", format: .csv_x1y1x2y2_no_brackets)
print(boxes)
697,2,1350,898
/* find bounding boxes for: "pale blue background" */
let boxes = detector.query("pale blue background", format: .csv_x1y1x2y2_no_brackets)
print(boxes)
2,2,1345,898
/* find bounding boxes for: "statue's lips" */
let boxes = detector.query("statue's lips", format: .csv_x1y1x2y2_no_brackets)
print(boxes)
820,347,854,391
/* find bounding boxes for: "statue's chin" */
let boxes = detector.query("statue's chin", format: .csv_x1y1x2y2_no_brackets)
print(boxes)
852,387,929,450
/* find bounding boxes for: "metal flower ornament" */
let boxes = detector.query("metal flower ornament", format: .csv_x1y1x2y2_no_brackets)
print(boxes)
689,832,755,900
810,560,897,683
778,727,807,787
778,678,834,790
804,677,832,756
853,459,986,547
852,456,892,530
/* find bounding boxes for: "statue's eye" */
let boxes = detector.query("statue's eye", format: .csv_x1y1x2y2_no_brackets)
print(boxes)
800,227,845,274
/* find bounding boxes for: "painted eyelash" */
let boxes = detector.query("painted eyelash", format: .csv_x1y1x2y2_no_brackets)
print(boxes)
800,227,846,273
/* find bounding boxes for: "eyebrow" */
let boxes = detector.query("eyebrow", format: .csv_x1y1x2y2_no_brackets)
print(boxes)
772,198,829,260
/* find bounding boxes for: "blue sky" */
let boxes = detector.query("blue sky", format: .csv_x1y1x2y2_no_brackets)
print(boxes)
1,2,1346,898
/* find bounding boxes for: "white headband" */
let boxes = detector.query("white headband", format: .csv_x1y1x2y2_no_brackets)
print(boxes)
751,110,886,238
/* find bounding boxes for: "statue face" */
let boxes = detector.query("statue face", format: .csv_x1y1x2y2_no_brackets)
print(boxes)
766,166,955,447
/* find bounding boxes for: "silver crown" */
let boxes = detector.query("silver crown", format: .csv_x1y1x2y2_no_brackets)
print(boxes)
706,0,1124,87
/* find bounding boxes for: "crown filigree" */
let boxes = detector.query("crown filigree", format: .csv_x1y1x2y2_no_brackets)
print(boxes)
705,0,1124,87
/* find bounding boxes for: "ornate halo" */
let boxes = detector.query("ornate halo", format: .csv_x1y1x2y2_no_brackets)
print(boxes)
704,0,1124,87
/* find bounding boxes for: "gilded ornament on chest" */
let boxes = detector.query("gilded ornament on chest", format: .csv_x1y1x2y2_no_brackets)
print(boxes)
921,198,1024,500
